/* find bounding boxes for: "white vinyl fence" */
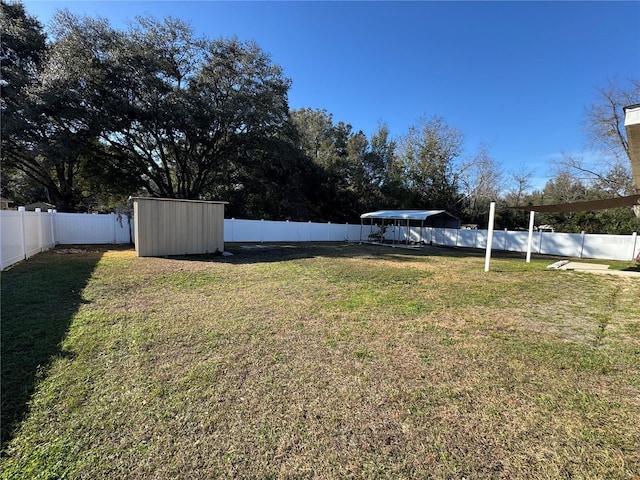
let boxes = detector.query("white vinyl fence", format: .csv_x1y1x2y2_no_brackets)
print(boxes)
225,218,363,243
0,208,56,270
388,226,639,262
0,209,133,270
54,212,133,245
1,210,639,270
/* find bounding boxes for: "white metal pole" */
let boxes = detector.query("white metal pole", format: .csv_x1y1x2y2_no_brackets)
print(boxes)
484,202,496,272
526,210,535,263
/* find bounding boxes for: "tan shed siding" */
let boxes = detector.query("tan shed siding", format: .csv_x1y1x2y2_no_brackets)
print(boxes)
626,122,640,193
133,200,140,255
624,105,640,194
133,198,226,257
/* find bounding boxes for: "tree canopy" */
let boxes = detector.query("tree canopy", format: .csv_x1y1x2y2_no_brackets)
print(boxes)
2,2,639,233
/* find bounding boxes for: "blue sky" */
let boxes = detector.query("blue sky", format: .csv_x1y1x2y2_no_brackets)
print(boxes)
22,1,640,190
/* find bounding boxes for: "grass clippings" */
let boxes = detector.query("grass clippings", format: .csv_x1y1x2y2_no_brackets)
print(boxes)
1,243,639,479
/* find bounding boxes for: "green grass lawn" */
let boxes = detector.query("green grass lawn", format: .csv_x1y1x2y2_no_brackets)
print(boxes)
2,243,639,479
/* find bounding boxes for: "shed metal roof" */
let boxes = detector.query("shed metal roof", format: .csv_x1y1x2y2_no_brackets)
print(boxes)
131,197,228,205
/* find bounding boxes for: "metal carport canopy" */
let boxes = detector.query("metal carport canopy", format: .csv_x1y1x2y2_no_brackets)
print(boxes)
359,210,461,246
360,210,459,223
361,209,446,220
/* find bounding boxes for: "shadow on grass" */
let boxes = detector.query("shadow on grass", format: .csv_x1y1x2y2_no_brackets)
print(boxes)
1,248,103,451
168,242,435,265
166,242,543,266
610,264,640,272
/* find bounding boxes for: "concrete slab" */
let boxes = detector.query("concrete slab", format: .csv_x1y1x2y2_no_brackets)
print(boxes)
559,262,611,271
556,261,640,277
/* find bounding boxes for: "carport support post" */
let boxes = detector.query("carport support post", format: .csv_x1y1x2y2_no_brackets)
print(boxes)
393,220,397,246
484,202,496,272
526,210,535,263
406,219,409,246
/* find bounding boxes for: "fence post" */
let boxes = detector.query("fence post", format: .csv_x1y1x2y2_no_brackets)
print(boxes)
538,230,544,254
36,208,43,252
503,228,508,250
345,222,349,242
579,231,586,259
631,232,638,261
327,221,331,241
18,207,26,260
260,219,264,243
111,212,117,244
48,209,56,246
230,218,235,242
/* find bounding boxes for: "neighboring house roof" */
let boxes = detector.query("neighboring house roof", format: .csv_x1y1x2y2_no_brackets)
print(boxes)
24,202,56,211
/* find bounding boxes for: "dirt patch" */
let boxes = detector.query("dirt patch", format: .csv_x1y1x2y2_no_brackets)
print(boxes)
53,248,102,255
52,245,134,256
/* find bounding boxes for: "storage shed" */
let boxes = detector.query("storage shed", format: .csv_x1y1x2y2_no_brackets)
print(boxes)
360,209,461,246
133,197,227,257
